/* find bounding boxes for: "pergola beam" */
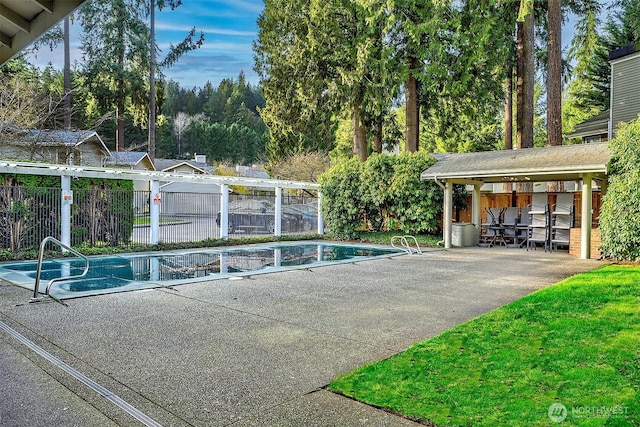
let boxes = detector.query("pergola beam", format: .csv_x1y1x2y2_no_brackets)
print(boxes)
0,5,31,33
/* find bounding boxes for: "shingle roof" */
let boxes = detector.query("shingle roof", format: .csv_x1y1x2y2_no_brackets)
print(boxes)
104,151,151,167
154,158,214,174
421,143,610,183
566,111,609,140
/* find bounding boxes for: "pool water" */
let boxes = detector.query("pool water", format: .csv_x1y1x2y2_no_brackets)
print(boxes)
0,242,403,299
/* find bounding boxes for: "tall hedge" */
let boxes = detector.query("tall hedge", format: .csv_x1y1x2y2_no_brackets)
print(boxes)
320,152,442,239
599,118,640,261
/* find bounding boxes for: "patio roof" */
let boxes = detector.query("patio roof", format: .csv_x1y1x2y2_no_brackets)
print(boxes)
0,1,87,65
421,143,610,184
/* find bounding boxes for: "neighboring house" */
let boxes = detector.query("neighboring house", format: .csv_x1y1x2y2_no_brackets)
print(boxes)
104,152,156,213
568,44,640,142
155,154,222,216
566,111,609,144
154,154,215,175
0,128,110,166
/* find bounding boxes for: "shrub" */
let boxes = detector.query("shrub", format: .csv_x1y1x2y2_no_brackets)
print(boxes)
320,152,442,239
599,117,640,261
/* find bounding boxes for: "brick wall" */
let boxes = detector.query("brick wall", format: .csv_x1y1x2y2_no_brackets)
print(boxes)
569,228,601,259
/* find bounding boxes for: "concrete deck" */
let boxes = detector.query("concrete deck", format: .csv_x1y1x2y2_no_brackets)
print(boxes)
0,246,603,426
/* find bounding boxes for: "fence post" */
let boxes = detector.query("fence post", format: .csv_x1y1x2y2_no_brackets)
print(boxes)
150,180,160,245
275,187,282,237
317,191,324,235
60,175,71,250
220,184,229,239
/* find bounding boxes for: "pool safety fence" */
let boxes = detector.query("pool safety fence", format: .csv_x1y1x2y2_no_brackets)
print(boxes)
0,173,322,253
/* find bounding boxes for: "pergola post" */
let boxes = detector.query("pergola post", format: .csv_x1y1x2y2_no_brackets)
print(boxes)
581,174,593,259
317,191,324,235
220,184,229,239
444,180,453,248
149,180,160,245
472,184,482,242
60,175,71,250
274,187,282,237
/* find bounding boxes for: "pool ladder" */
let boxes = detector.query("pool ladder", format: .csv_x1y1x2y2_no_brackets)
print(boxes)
30,236,89,304
391,235,422,254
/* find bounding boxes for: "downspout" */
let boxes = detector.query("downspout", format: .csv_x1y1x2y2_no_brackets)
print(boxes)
434,177,446,247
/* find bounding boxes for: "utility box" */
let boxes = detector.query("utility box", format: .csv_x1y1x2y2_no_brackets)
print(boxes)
452,223,477,247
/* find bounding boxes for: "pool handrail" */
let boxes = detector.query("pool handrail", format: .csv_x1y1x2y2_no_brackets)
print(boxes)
391,235,422,254
31,236,89,302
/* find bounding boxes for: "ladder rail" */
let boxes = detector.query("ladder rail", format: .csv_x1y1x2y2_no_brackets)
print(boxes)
31,236,89,301
391,235,422,254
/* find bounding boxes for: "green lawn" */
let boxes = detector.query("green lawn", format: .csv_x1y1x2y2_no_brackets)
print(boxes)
329,265,640,426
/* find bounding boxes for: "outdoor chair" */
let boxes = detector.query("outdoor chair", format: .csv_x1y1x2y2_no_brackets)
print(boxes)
501,207,520,245
527,203,550,251
480,207,503,246
551,193,575,251
515,206,531,247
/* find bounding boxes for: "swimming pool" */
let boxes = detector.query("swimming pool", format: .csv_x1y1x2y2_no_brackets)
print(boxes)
0,242,403,299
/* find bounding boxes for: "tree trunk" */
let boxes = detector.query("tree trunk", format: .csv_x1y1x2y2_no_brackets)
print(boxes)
148,1,156,161
116,10,125,152
405,57,419,152
547,0,564,192
516,14,534,192
63,17,71,130
504,73,513,150
373,119,382,153
503,72,513,193
353,102,367,161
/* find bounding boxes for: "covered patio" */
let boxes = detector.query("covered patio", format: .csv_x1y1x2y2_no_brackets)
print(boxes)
421,143,610,259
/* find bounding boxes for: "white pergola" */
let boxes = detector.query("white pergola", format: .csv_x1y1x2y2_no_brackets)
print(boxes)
421,143,610,259
0,160,323,245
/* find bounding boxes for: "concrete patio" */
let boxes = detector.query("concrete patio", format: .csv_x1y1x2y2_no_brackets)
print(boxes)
0,246,603,426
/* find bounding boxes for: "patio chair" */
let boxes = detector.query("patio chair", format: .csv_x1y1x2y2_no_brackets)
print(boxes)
527,204,550,251
515,206,531,247
480,207,502,245
551,193,575,251
501,207,520,245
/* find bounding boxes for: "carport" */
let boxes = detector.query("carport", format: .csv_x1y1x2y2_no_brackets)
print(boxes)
421,143,610,259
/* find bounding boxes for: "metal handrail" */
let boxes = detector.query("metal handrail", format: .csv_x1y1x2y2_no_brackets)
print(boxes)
31,237,89,302
391,235,422,254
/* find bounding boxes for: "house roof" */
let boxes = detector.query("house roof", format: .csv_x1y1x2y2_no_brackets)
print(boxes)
0,1,88,65
566,111,609,140
154,158,214,174
10,129,111,155
421,143,610,184
104,151,155,170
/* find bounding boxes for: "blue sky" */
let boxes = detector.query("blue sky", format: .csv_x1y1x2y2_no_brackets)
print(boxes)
26,1,595,91
28,0,264,89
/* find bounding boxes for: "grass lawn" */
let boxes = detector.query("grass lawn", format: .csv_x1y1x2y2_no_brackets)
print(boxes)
329,265,640,426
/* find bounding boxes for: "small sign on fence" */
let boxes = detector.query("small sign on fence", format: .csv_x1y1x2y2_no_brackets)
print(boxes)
153,193,162,204
62,190,73,206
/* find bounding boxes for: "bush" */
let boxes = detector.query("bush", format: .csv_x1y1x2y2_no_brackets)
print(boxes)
599,117,640,261
320,152,442,239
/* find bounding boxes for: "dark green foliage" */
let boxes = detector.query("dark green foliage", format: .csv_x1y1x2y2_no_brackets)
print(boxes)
599,117,640,261
0,175,135,251
320,152,442,239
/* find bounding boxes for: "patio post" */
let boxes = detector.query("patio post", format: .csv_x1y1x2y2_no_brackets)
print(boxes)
581,174,593,259
444,180,453,248
317,191,324,235
472,184,482,242
60,175,71,250
220,184,229,239
150,180,160,245
275,186,282,237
